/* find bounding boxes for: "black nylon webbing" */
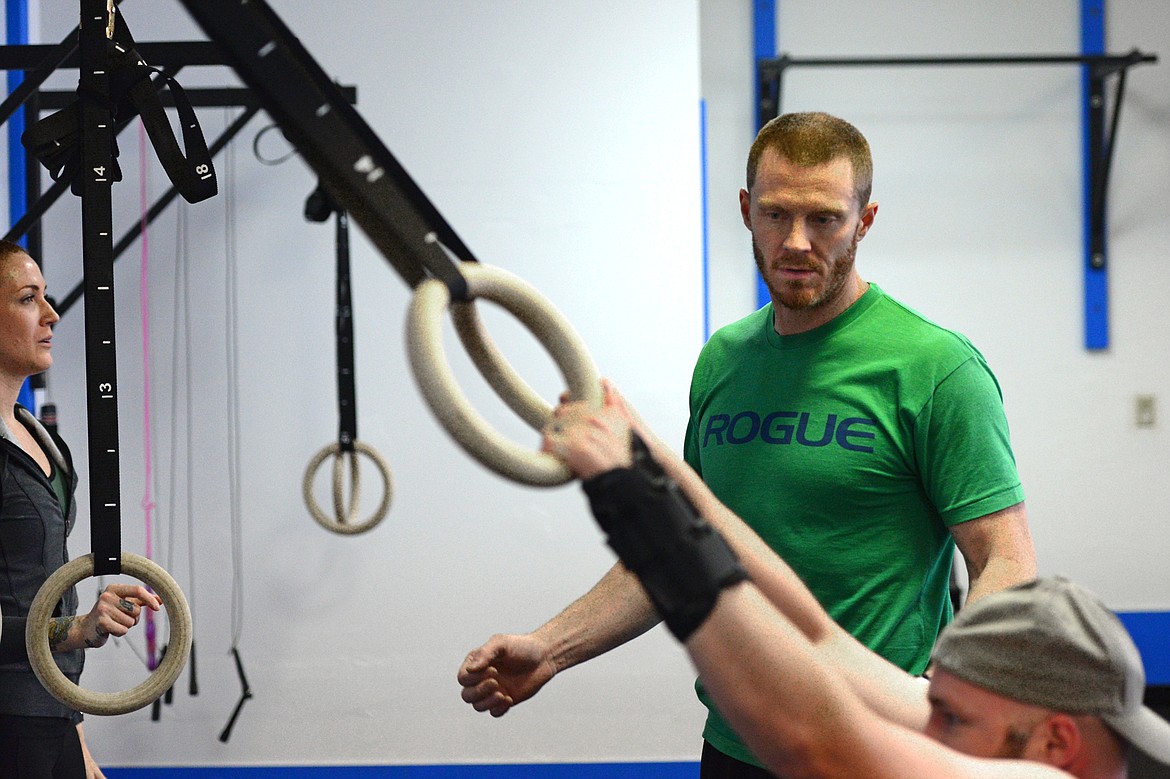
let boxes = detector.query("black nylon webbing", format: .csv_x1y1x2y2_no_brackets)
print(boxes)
79,0,121,576
22,8,217,205
335,212,357,452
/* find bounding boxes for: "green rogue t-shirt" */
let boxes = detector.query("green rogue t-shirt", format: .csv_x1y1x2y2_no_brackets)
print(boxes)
684,284,1024,767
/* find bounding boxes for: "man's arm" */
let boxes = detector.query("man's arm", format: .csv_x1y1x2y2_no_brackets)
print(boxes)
686,582,1067,779
552,393,1058,778
554,390,1065,779
457,546,661,717
951,502,1037,606
549,384,931,728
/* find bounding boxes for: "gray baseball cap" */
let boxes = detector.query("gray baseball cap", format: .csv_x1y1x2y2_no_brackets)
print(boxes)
932,577,1170,765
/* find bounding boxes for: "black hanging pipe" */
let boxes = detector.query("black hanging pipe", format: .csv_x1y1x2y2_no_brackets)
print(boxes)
0,32,77,127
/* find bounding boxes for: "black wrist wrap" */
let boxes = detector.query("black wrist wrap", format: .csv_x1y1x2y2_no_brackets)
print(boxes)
581,436,747,642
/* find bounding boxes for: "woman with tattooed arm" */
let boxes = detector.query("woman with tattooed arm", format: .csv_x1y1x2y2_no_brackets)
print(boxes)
0,239,159,778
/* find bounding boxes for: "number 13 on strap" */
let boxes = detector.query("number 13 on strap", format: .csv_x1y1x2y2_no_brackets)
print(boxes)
25,0,192,717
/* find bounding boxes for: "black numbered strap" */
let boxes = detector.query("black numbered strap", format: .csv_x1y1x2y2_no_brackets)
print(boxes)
78,0,121,576
22,5,217,205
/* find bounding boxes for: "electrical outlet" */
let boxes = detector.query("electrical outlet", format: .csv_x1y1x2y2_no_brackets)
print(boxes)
1136,394,1156,428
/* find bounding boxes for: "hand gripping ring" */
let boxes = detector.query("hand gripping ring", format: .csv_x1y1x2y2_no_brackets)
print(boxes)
303,440,393,535
25,552,192,716
407,261,602,486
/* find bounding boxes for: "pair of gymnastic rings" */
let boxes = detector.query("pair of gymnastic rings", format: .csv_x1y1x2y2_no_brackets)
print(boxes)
25,259,598,715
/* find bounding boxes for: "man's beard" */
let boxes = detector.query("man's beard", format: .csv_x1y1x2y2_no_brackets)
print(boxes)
754,233,860,312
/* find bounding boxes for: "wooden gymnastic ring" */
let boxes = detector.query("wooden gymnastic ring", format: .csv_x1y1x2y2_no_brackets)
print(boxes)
303,440,393,535
25,552,192,716
451,301,551,431
406,261,601,486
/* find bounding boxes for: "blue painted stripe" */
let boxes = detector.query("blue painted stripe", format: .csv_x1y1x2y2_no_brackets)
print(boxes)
1080,0,1107,349
700,99,711,341
1119,612,1170,686
106,763,699,779
7,0,35,414
752,0,776,129
753,0,775,311
7,0,28,244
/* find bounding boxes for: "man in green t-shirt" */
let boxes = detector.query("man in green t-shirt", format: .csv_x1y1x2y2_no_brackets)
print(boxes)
534,389,1165,779
457,112,1037,778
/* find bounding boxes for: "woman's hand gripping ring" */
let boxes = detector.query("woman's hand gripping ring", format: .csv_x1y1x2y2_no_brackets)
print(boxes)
25,553,192,716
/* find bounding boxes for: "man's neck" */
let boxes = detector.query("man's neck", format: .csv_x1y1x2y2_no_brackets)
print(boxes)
772,275,869,336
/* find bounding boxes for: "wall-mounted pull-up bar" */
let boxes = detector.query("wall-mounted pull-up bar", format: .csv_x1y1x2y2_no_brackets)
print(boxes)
755,48,1157,350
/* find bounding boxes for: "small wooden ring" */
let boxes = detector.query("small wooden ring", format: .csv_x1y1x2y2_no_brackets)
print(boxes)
303,441,393,534
25,553,192,716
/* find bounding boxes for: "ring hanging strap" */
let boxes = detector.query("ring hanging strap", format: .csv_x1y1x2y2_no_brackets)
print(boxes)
302,184,392,533
22,1,193,718
334,211,357,451
79,0,123,576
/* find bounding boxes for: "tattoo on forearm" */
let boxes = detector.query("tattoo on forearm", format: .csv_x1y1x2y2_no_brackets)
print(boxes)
48,616,75,650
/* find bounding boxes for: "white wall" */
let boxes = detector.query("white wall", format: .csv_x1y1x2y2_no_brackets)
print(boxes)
7,0,1168,769
28,0,706,767
702,0,1170,609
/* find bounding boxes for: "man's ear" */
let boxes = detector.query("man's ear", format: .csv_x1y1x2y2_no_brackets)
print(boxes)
856,201,878,240
739,188,752,230
1033,713,1083,769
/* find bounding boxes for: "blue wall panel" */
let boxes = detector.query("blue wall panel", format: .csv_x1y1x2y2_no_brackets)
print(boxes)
1119,612,1170,686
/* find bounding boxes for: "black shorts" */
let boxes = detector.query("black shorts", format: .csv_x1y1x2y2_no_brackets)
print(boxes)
0,715,85,779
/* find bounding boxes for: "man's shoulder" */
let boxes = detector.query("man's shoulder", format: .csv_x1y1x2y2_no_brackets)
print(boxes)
867,287,982,359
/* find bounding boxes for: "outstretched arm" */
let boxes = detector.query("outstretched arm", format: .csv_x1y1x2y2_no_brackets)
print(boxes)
550,387,1063,779
684,582,1065,779
548,382,930,729
458,560,659,717
456,403,660,716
